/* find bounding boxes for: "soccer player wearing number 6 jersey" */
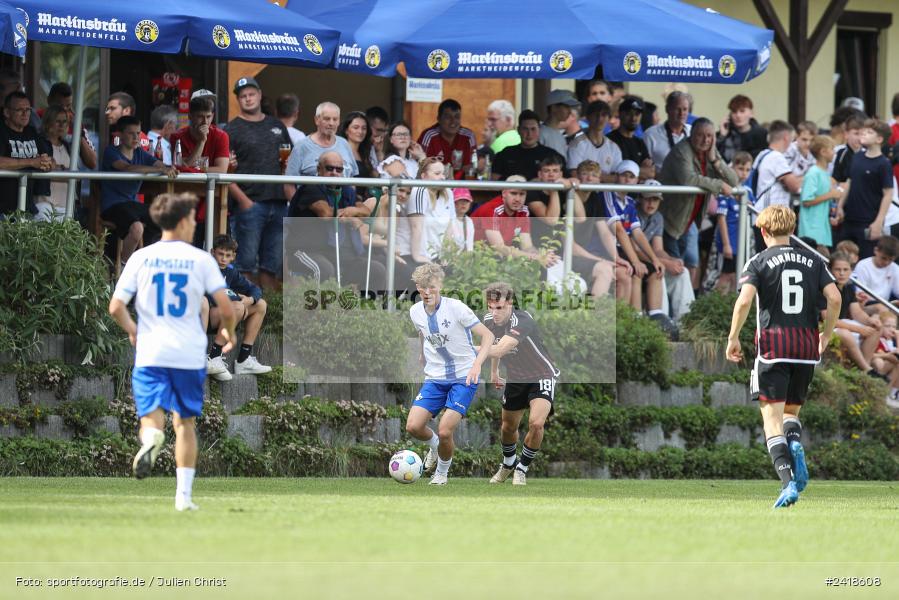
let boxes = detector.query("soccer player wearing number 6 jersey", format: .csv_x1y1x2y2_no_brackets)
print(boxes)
483,282,560,486
109,193,236,511
727,206,841,508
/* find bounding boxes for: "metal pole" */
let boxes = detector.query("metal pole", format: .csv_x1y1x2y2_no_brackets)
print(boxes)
65,46,88,220
563,188,575,280
736,186,748,274
385,183,398,311
204,175,216,251
17,174,27,212
364,230,373,298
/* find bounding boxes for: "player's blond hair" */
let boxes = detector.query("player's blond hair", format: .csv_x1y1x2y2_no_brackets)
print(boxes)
411,263,445,286
756,205,795,237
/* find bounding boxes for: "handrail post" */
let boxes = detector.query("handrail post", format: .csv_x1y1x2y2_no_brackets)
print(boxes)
65,46,89,220
563,187,575,281
205,175,216,251
385,183,398,312
17,174,27,212
736,186,748,274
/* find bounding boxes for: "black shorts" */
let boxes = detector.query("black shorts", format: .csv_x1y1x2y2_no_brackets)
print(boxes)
624,257,656,280
719,254,735,274
502,377,557,412
750,360,815,406
101,201,158,240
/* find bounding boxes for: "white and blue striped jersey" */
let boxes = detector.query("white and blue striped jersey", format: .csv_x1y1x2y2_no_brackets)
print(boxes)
112,240,226,369
409,296,480,381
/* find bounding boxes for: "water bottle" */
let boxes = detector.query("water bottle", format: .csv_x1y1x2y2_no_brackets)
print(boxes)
154,137,164,162
174,140,183,167
482,153,491,181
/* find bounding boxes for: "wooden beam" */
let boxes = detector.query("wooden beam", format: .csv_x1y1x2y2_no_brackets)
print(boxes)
788,0,809,123
807,0,850,63
752,0,799,71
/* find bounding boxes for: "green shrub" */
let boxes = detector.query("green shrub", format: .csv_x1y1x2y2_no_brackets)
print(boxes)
0,218,124,364
57,396,108,438
441,241,545,298
615,302,670,385
810,441,899,480
680,291,755,367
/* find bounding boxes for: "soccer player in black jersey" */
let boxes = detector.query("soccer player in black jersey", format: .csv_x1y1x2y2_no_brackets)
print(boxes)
483,282,560,486
726,206,841,508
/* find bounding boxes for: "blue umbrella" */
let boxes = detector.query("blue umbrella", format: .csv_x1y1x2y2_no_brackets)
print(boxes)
0,1,26,58
292,0,773,82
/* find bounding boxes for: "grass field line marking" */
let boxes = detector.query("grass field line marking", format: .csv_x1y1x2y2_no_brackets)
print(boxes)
3,561,899,566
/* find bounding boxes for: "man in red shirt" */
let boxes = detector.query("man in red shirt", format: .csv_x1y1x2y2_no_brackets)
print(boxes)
418,99,477,180
170,96,230,173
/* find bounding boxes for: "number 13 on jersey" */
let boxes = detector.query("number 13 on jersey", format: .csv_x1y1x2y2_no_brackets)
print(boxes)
151,273,189,317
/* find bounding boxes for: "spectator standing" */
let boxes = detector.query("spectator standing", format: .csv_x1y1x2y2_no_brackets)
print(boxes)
378,122,425,178
799,136,839,248
539,90,579,157
417,99,476,180
171,96,230,174
338,111,375,180
0,91,52,217
225,77,292,290
607,96,654,180
713,152,754,292
286,102,356,191
485,100,520,154
106,92,150,151
0,68,40,129
366,106,390,166
785,121,817,177
493,110,565,181
147,105,178,165
716,94,768,162
832,114,865,182
275,93,305,148
578,79,613,129
34,104,97,222
41,82,73,123
752,121,802,212
644,91,692,171
567,100,621,181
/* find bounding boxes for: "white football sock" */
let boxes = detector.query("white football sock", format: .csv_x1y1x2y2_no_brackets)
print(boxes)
436,457,452,476
176,467,196,499
140,427,163,447
428,432,439,451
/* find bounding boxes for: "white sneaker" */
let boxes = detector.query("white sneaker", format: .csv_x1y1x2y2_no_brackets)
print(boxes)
512,468,527,486
132,430,165,480
175,496,199,512
429,472,448,485
207,356,232,381
490,462,517,484
423,448,438,473
886,389,899,409
235,356,272,375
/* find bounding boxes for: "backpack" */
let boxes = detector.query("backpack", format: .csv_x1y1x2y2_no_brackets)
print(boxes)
745,149,777,203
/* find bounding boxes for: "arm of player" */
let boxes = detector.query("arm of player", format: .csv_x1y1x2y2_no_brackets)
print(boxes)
490,357,504,389
465,323,494,385
819,282,842,356
108,297,138,347
487,334,519,359
210,288,237,354
726,283,755,362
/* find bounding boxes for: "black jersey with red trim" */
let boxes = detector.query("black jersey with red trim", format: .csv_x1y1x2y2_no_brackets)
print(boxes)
483,309,560,381
739,244,835,363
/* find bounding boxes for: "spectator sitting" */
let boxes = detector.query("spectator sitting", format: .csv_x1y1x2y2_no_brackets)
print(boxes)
205,234,271,380
407,157,454,263
870,310,899,407
285,101,356,199
417,99,476,180
838,119,894,259
100,115,177,263
171,96,230,174
493,110,565,181
799,135,839,248
106,91,150,151
714,152,755,292
836,240,860,267
852,236,899,316
485,100,520,154
357,185,415,297
539,90,579,157
607,96,654,180
378,122,425,178
644,91,692,171
449,188,475,252
785,120,817,177
147,105,178,165
636,181,683,335
524,154,574,247
567,100,621,181
829,251,882,377
276,93,306,148
716,94,768,162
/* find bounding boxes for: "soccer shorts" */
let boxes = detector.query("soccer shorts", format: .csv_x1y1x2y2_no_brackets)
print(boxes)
502,377,557,413
413,379,479,417
132,367,206,418
750,359,815,406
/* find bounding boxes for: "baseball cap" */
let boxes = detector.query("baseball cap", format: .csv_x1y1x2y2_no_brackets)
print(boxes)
505,175,527,183
640,179,663,199
616,160,640,177
545,89,580,108
453,188,473,202
191,88,216,101
841,96,865,112
233,77,260,95
619,96,644,113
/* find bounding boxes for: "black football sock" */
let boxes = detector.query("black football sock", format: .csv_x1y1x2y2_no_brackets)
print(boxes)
502,443,517,467
783,417,802,446
517,444,539,473
766,435,793,487
237,344,253,363
209,343,223,359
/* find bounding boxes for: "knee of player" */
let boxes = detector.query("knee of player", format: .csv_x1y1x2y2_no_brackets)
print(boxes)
500,420,518,436
437,424,456,441
173,417,196,433
404,420,422,436
527,418,546,435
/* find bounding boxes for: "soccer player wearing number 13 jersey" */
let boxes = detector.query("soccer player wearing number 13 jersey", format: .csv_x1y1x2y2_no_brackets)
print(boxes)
727,206,841,508
109,193,236,511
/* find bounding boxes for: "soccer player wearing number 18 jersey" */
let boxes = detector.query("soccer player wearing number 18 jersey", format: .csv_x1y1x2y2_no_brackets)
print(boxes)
109,193,236,511
727,206,841,508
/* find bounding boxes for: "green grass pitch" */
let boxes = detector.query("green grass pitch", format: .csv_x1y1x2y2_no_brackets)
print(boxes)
1,478,897,599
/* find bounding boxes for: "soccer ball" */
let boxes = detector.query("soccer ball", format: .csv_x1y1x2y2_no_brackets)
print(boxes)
388,450,423,484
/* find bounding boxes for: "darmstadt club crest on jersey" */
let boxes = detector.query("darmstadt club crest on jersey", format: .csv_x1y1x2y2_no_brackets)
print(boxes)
304,34,323,55
549,50,573,73
427,49,450,73
718,55,736,78
212,26,230,50
135,20,159,45
623,52,642,76
365,45,381,69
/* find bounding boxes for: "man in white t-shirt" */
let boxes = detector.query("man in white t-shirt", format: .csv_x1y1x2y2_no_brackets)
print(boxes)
109,193,236,511
405,264,493,485
567,100,622,181
751,121,803,251
852,235,899,313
